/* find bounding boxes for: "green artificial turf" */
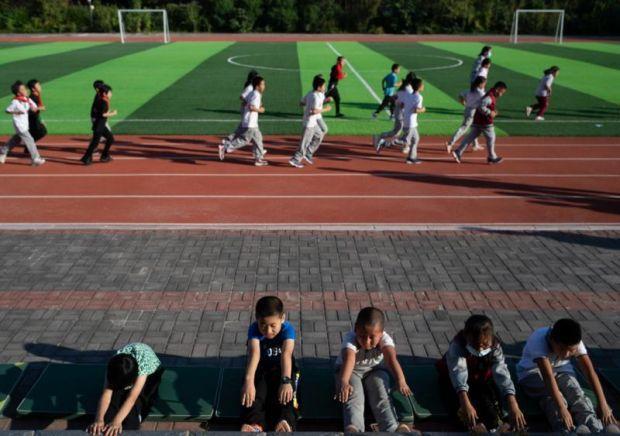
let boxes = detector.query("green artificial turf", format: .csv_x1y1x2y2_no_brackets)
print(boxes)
0,40,618,136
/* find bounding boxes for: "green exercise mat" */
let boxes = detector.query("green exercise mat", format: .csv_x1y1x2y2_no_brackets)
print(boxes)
0,363,27,414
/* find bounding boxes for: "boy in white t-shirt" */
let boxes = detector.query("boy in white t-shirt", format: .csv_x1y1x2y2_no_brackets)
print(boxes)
289,75,331,168
219,75,268,167
517,319,618,433
0,81,45,166
373,72,415,154
400,78,426,164
335,307,418,433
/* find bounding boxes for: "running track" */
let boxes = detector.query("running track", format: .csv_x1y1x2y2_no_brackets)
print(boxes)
0,135,618,229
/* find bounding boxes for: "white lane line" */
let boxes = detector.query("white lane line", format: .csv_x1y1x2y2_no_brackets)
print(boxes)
325,42,383,104
12,156,620,161
0,173,619,178
0,194,618,200
3,118,620,123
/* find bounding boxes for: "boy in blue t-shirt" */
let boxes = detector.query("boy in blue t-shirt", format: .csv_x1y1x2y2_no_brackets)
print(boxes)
241,296,299,432
373,64,401,119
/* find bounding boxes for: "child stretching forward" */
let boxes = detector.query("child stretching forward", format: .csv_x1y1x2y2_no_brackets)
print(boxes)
437,315,526,433
336,307,417,433
241,296,299,432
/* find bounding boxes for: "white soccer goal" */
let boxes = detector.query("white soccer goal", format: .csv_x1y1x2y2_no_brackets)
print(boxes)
510,9,565,44
118,9,170,44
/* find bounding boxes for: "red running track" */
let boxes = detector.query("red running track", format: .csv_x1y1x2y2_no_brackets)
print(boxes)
0,135,618,228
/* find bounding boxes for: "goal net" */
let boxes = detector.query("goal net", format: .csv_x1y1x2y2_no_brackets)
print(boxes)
510,9,565,44
118,9,170,44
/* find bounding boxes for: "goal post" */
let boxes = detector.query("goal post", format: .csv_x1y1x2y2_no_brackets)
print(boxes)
510,9,565,44
118,9,170,44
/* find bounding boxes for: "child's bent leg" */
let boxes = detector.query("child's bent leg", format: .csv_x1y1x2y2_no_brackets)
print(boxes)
536,96,549,117
454,127,479,157
101,127,115,158
0,135,21,156
19,132,41,161
225,129,250,153
556,373,603,432
468,380,502,430
520,373,568,432
250,128,265,159
292,127,312,163
306,126,325,158
340,370,365,432
365,369,399,432
484,127,497,159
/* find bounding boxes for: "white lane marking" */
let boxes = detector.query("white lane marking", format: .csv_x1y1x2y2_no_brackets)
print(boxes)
0,173,618,178
2,118,619,123
0,194,618,199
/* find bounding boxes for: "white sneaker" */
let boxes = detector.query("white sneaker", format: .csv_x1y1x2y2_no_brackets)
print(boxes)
0,154,6,164
289,159,304,168
32,157,45,166
255,159,268,167
218,144,226,161
525,106,532,117
535,116,545,121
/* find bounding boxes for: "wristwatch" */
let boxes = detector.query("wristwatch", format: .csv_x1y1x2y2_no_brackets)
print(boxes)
281,376,293,385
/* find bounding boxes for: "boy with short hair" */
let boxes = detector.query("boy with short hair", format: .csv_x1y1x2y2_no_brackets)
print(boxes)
27,79,47,142
335,307,417,433
81,84,116,165
437,315,526,433
88,342,164,435
289,75,331,168
401,78,426,165
517,319,619,433
372,64,401,119
452,81,507,165
241,296,299,432
219,75,268,167
0,80,45,166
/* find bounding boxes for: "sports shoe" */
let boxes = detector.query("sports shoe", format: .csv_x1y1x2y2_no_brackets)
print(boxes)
302,155,314,165
446,141,452,153
393,139,404,146
289,159,304,168
218,144,226,161
406,158,421,165
335,113,345,118
487,156,503,164
472,144,484,152
452,151,461,163
535,116,545,121
0,154,6,164
255,159,268,167
100,155,113,163
525,106,533,117
31,157,45,167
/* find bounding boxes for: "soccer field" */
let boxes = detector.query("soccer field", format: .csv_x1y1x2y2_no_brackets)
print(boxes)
1,40,619,137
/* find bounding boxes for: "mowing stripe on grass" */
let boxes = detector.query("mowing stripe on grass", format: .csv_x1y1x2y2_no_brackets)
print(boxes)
559,42,620,55
0,42,104,67
423,42,620,106
34,42,232,136
363,42,508,137
418,42,620,136
115,42,301,135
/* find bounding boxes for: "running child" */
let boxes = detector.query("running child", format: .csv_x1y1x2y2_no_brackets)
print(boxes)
452,81,507,165
526,66,560,121
219,75,268,166
335,307,417,433
446,76,487,153
470,46,492,83
517,319,619,433
372,63,401,119
326,56,347,118
401,78,426,164
0,81,45,166
476,58,491,80
241,296,299,432
226,70,260,142
88,343,164,435
289,75,331,168
437,315,527,433
373,73,414,153
81,84,116,165
27,79,47,142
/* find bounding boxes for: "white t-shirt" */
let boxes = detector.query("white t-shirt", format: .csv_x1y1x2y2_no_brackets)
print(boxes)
393,85,413,120
536,74,554,97
242,90,261,128
516,326,588,381
6,98,36,133
335,331,395,368
402,92,423,128
302,90,325,128
460,88,485,109
241,84,253,100
476,66,489,79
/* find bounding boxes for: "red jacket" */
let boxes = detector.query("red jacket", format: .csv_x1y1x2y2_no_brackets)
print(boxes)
473,89,497,127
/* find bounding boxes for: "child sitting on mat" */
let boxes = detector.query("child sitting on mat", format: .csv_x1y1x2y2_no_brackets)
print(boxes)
437,314,526,433
335,307,418,433
241,296,299,432
88,343,164,436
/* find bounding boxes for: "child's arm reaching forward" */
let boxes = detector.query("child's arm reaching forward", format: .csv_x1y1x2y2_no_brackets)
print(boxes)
382,346,412,396
335,348,356,403
279,338,295,404
88,378,113,435
577,354,617,426
536,357,574,431
105,376,147,436
242,339,260,407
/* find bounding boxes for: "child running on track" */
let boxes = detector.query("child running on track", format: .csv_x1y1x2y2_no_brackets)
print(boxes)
326,56,347,118
446,76,487,153
226,70,259,142
27,79,47,142
81,84,116,165
219,75,268,166
0,81,45,166
452,81,507,165
373,72,415,154
401,78,426,164
470,46,492,84
372,63,401,119
289,75,331,168
526,66,560,121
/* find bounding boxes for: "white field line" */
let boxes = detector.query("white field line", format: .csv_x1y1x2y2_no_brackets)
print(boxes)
0,173,619,178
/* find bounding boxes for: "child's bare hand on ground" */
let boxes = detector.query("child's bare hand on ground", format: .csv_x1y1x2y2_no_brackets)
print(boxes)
509,405,527,431
103,420,122,436
88,420,105,435
335,381,353,403
279,382,293,404
460,402,479,429
241,381,256,407
396,378,412,396
598,402,617,426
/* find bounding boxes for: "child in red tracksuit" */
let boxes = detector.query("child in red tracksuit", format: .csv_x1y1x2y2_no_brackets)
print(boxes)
526,66,560,121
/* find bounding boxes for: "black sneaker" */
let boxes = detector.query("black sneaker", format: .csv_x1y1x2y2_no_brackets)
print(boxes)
335,113,345,118
100,155,113,163
487,156,503,164
406,158,421,165
80,157,92,166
